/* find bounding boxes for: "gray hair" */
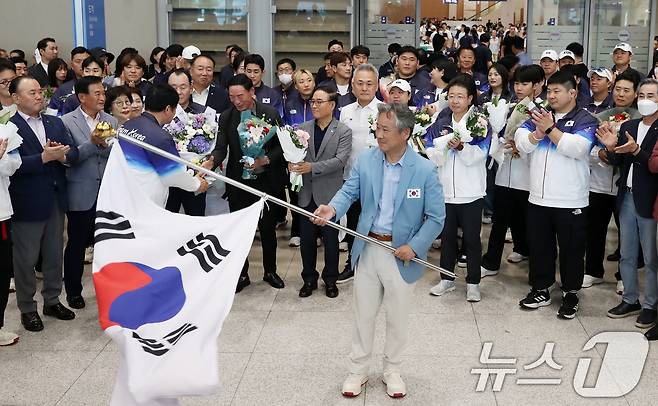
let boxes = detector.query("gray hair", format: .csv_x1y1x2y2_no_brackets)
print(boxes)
377,103,414,137
353,63,379,79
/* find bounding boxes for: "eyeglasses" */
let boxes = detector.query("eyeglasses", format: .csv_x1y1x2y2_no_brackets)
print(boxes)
309,99,330,106
113,100,131,107
0,78,15,87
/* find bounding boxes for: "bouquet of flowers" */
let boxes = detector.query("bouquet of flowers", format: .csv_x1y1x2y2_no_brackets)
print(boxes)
366,114,378,148
0,111,22,153
594,107,640,141
493,97,549,164
409,108,433,155
276,125,310,192
425,106,488,167
237,111,276,179
41,86,55,107
164,107,218,162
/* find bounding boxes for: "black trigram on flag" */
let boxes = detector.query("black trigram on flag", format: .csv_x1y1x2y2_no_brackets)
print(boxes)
132,323,198,356
177,233,231,272
94,211,136,243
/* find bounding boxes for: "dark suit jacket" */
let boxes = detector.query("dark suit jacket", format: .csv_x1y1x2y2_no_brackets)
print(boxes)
28,64,49,87
9,112,78,221
608,119,658,218
211,101,285,205
205,83,230,115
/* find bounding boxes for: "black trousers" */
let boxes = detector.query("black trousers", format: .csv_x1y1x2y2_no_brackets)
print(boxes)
300,199,339,284
228,178,278,278
527,203,587,292
586,192,621,280
165,188,206,216
482,186,529,271
63,207,96,298
343,200,362,270
273,187,300,238
0,220,11,329
440,199,484,284
289,190,300,238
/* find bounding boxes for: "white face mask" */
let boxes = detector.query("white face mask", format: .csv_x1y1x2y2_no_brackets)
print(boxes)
637,99,658,116
278,73,293,86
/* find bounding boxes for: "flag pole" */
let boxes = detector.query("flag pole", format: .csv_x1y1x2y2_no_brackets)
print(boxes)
115,134,456,279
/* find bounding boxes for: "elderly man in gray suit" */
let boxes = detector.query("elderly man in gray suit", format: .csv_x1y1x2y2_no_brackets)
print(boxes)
61,76,117,309
289,86,352,298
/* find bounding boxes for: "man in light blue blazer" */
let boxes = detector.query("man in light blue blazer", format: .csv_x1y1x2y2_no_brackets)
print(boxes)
313,103,445,399
61,76,117,310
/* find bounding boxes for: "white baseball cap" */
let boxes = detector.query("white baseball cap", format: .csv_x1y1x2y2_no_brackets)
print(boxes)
559,50,576,61
613,42,633,54
388,79,411,93
540,50,558,62
587,67,613,82
182,45,201,60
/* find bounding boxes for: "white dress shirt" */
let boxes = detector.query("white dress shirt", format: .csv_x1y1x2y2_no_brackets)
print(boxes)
627,121,650,188
339,98,382,179
192,86,210,106
81,109,101,131
18,110,46,146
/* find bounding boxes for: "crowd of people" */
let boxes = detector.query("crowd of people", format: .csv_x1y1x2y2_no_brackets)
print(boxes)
2,22,658,398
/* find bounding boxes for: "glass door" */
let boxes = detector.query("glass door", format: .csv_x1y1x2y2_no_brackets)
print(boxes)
362,0,418,70
528,0,587,60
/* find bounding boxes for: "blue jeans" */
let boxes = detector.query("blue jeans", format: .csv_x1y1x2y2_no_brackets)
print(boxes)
619,193,658,309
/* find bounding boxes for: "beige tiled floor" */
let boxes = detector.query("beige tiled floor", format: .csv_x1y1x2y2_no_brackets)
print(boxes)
2,223,657,405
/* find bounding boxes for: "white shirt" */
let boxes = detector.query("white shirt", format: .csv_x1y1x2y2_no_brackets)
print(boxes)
192,86,210,106
18,110,46,146
339,98,382,179
81,109,100,131
40,61,49,74
336,84,349,96
627,121,650,188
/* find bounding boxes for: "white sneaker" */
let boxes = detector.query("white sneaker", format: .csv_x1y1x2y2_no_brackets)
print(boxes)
430,280,456,296
466,283,481,302
288,237,301,247
8,278,15,293
382,372,406,398
481,266,498,278
506,252,528,263
431,239,441,249
581,275,604,288
504,230,513,243
341,373,368,397
316,238,322,247
84,246,94,264
339,242,348,252
616,280,624,295
0,330,19,346
482,215,492,224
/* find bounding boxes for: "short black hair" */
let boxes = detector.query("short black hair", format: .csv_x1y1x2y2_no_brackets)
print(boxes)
47,58,69,87
10,49,25,59
457,46,476,58
104,85,133,114
328,39,343,50
244,54,265,71
276,58,296,71
397,45,419,60
313,85,338,109
71,46,89,59
82,56,104,70
566,42,584,58
191,54,215,67
388,43,401,54
480,33,491,43
9,75,34,94
168,68,192,84
227,73,254,91
329,52,351,67
446,73,478,106
351,45,370,58
165,44,184,58
37,37,55,51
226,44,238,52
498,54,520,71
615,69,642,91
513,64,544,84
431,59,458,83
512,36,525,50
231,52,246,72
546,70,577,91
9,56,26,67
144,83,179,112
0,58,16,74
74,76,103,98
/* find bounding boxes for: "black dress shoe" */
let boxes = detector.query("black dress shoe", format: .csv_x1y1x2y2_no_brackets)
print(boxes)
299,281,318,297
67,296,86,309
21,311,44,332
325,283,339,298
336,268,354,284
607,301,641,319
263,272,285,289
235,276,251,293
645,325,658,341
43,303,76,320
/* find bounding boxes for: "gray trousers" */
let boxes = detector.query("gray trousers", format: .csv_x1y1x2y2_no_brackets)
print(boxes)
12,202,65,313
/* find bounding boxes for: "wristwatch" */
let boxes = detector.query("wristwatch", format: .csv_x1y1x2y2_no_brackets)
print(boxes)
545,125,555,135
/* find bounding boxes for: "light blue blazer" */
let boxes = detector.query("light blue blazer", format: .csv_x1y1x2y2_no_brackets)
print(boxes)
329,147,445,283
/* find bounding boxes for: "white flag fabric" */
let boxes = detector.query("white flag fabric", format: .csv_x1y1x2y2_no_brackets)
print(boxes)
93,143,263,405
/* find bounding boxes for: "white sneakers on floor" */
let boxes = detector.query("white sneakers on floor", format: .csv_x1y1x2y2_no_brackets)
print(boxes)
0,330,19,346
431,239,441,249
339,242,348,252
84,246,94,264
581,275,604,288
341,373,368,397
481,266,499,278
288,236,301,247
429,280,455,296
9,278,15,293
507,252,528,263
382,372,406,398
616,280,624,295
466,283,481,302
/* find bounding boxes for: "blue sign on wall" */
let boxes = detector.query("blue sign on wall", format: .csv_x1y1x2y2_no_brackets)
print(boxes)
83,0,106,48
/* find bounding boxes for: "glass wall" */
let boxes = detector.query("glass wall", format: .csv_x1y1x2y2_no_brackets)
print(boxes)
272,0,352,72
169,0,248,72
529,0,587,63
363,0,417,69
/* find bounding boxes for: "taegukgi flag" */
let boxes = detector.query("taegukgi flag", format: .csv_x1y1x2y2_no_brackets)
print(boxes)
92,143,263,405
